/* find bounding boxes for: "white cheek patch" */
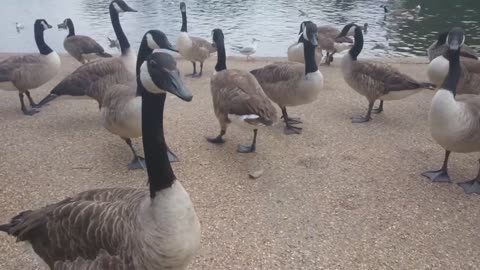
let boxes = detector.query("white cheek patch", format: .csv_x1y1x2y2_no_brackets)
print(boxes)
41,21,49,30
347,26,355,36
113,2,123,13
140,62,166,94
146,33,159,50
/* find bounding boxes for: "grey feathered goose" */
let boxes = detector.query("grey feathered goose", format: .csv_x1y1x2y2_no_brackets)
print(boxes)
53,250,127,270
427,31,478,62
101,30,179,169
0,52,200,269
176,2,216,77
0,19,60,115
422,27,480,194
252,21,323,135
206,29,277,153
58,18,112,64
37,0,138,108
338,23,435,123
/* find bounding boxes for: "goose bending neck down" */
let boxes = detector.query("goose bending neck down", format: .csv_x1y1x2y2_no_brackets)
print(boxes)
0,19,60,115
101,30,180,169
338,23,435,123
37,0,137,108
422,27,480,194
176,2,216,77
0,52,200,269
58,18,112,64
206,29,277,153
251,21,323,135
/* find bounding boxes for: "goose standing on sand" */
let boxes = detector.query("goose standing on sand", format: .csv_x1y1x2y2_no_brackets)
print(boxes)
101,30,179,169
176,2,216,77
207,29,277,153
422,27,480,194
58,18,112,64
337,23,435,123
252,21,323,135
0,19,60,115
0,52,200,269
427,31,478,62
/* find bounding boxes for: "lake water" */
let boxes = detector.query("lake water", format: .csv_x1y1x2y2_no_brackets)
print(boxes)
1,0,479,58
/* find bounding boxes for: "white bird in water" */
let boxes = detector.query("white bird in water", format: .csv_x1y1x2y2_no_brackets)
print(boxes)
233,38,259,61
15,22,24,32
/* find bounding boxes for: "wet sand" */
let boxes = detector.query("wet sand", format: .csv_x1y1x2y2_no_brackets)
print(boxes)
0,53,479,269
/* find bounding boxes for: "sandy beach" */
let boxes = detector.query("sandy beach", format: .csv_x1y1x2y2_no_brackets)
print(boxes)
0,53,479,269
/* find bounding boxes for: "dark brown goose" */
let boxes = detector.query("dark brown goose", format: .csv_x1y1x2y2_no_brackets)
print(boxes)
37,0,137,108
338,23,435,123
207,29,277,153
58,18,112,64
176,2,216,77
251,21,323,135
0,19,60,115
0,52,200,269
422,27,480,194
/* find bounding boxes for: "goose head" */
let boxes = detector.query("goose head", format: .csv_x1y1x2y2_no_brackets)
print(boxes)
180,2,186,13
212,28,224,46
300,21,318,47
446,27,465,51
380,5,388,13
110,0,137,13
337,23,359,40
144,30,177,52
34,19,52,32
140,53,193,101
57,18,73,30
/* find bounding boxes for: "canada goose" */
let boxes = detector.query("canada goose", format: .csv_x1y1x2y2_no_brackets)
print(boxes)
53,250,127,269
317,24,354,65
37,0,137,108
0,52,200,269
338,23,435,123
233,38,258,61
207,29,277,153
427,31,478,62
381,4,421,18
0,19,60,115
252,21,323,135
101,30,179,169
287,21,322,66
58,18,112,64
422,27,480,194
176,2,216,77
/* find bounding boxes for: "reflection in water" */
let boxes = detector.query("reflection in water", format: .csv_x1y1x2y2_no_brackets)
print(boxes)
0,0,478,58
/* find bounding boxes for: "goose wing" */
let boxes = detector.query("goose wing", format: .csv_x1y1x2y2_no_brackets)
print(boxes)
0,188,147,268
54,250,129,270
212,70,277,125
352,61,433,92
65,35,111,57
190,36,217,54
250,62,303,85
0,54,44,82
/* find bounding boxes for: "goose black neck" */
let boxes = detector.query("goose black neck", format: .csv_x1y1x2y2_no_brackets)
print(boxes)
181,12,187,32
135,41,154,96
35,27,52,55
348,27,363,60
67,21,75,37
215,38,227,72
303,41,318,74
383,6,388,13
441,49,461,96
141,88,176,198
110,6,130,55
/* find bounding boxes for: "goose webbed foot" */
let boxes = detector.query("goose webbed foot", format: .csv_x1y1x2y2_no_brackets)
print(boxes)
237,144,255,153
167,147,178,163
128,156,146,170
280,115,302,124
458,180,480,194
186,61,198,77
22,107,39,116
421,169,451,183
207,135,225,144
284,124,302,135
372,100,384,114
351,115,371,123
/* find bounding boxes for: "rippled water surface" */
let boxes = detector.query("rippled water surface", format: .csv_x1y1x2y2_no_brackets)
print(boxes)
1,0,479,58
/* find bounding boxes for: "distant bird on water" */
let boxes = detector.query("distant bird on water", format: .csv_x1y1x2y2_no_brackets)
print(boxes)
298,9,308,16
15,22,24,32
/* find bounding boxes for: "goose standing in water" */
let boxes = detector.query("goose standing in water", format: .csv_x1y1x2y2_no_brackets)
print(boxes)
101,30,179,169
176,2,216,77
207,29,277,153
338,23,435,123
58,18,112,64
0,19,60,115
252,21,323,135
38,0,137,108
422,27,480,194
0,52,200,269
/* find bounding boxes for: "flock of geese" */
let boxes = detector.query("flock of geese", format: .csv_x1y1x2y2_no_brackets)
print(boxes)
0,1,479,269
